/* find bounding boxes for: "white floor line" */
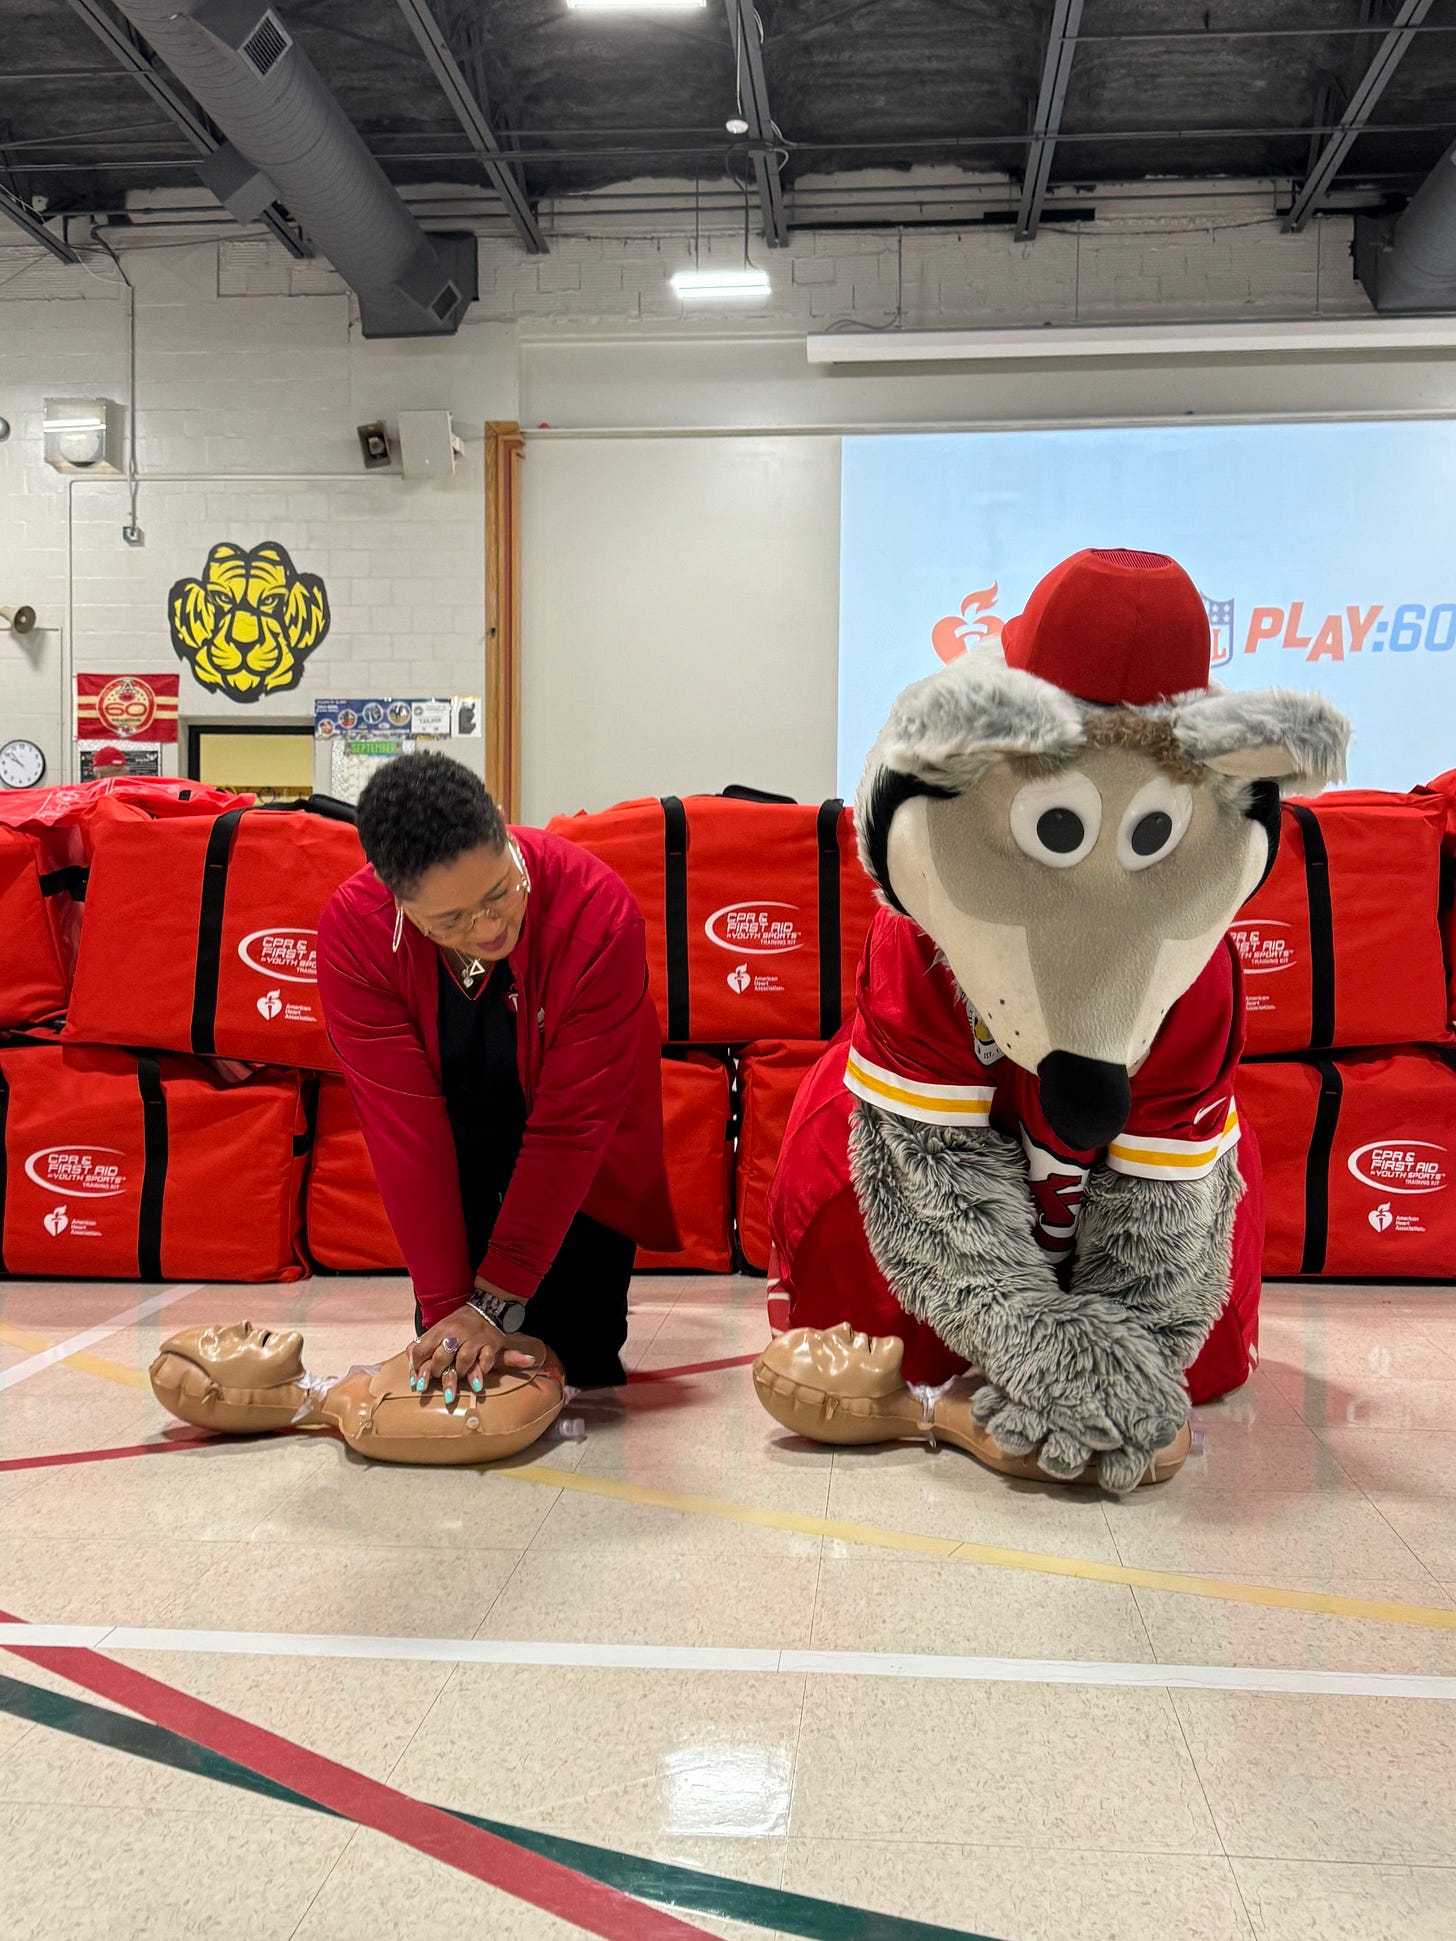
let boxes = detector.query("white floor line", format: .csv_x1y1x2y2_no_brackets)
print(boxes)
3,1625,1453,1701
0,1285,202,1394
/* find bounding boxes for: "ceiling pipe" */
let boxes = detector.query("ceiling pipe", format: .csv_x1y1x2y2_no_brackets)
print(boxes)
1355,136,1456,312
105,0,476,335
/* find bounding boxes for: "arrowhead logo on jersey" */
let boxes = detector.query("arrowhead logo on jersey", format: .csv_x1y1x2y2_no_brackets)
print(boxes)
44,1205,69,1237
727,965,752,995
256,988,283,1020
1368,1202,1395,1233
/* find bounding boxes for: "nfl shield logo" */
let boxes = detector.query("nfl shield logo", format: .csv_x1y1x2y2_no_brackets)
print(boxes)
1204,594,1235,667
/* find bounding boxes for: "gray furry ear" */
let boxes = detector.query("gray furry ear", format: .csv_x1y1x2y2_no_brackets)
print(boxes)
854,650,1086,905
1171,687,1350,792
859,652,1086,799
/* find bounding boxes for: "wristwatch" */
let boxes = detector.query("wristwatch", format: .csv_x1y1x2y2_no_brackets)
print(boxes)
469,1286,528,1334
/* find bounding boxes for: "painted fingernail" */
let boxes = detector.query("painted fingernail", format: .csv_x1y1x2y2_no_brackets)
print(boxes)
471,1375,483,1392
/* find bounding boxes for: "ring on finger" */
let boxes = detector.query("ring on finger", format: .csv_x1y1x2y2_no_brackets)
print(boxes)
441,1337,459,1356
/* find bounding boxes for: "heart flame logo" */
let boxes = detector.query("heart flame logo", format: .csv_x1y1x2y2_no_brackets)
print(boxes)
931,583,1004,664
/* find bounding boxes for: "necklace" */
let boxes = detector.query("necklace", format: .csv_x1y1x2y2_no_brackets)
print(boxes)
451,949,487,989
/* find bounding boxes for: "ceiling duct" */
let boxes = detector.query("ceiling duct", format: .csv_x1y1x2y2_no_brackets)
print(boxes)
1355,137,1456,314
109,0,478,336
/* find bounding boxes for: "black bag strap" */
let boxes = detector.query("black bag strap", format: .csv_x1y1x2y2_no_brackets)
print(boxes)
136,1054,169,1283
817,799,844,1038
256,793,357,824
0,1059,9,1277
1300,1057,1344,1276
1289,804,1336,1050
188,808,248,1054
38,864,88,902
662,796,690,1043
294,1079,319,1159
720,784,797,806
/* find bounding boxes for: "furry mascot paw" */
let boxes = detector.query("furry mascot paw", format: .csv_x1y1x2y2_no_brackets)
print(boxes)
758,547,1351,1494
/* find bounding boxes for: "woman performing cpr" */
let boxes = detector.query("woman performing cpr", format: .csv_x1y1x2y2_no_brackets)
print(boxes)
317,753,678,1392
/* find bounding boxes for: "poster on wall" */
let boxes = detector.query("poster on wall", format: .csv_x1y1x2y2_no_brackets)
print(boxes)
838,422,1456,794
79,741,161,781
75,674,178,743
168,541,331,702
313,698,455,739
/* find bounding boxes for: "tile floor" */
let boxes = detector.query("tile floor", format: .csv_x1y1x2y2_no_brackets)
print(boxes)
0,1273,1454,1940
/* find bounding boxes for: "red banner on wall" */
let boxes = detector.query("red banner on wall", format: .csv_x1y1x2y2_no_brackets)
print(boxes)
75,674,179,744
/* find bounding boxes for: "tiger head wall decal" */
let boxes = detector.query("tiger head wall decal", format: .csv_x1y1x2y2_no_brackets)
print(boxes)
168,541,331,701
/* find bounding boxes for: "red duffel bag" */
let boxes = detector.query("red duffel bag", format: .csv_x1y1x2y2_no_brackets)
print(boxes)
1231,792,1450,1055
0,831,70,1030
546,789,880,1044
736,1040,825,1274
636,1052,735,1273
0,778,255,978
0,1040,309,1281
306,1077,404,1272
1238,1049,1456,1278
65,797,362,1070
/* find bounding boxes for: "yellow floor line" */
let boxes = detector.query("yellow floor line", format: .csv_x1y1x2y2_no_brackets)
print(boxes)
8,1319,1450,1636
506,1463,1456,1635
0,1322,150,1391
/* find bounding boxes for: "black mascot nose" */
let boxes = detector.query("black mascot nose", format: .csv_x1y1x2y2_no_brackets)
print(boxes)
1037,1052,1132,1150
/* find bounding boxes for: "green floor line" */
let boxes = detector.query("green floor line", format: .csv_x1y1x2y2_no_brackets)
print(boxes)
0,1670,999,1941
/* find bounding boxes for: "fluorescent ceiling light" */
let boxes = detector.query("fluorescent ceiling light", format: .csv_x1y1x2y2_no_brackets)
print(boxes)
671,266,771,298
567,0,706,11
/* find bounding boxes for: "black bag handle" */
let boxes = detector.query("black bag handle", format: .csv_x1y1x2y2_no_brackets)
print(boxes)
136,1055,169,1282
256,793,358,824
719,785,798,806
662,797,690,1043
1300,1057,1344,1276
1289,804,1336,1050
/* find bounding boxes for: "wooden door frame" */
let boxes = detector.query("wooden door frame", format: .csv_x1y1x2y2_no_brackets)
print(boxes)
485,421,525,820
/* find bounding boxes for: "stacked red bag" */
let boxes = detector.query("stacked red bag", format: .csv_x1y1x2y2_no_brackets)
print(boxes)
0,782,364,1285
546,790,880,1272
1233,789,1456,1278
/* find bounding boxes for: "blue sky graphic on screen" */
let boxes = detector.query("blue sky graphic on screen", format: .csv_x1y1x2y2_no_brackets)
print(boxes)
838,423,1456,798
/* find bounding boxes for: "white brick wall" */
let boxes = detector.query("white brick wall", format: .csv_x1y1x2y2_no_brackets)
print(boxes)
0,182,1376,780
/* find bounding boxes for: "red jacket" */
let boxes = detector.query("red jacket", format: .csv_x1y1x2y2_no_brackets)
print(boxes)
317,827,678,1328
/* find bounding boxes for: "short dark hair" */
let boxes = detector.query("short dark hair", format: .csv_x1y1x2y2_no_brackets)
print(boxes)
355,752,507,897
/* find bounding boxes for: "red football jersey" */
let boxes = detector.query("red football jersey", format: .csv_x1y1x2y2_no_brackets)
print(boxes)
844,910,1245,1267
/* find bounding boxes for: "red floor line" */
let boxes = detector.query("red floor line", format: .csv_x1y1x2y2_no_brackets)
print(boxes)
0,1428,316,1475
0,1611,719,1941
0,1436,217,1475
626,1352,759,1383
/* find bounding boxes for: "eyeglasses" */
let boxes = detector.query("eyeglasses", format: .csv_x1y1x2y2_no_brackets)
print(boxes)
406,840,533,943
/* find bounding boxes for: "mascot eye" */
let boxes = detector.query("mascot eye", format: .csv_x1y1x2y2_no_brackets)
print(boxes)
1117,779,1193,872
260,592,284,614
1008,771,1102,869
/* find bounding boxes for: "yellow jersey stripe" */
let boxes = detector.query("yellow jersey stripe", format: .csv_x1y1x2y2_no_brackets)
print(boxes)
844,1051,994,1126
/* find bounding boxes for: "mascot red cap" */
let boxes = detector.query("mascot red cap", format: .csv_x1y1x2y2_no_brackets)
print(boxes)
1001,546,1212,706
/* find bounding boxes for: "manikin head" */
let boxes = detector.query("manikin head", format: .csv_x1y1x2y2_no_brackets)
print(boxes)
858,548,1351,1150
357,752,529,965
184,1319,305,1384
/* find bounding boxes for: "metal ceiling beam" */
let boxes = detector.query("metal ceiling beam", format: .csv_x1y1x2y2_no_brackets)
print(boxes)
0,182,82,261
726,0,787,248
1285,0,1436,231
1017,0,1084,241
63,0,306,257
393,0,545,254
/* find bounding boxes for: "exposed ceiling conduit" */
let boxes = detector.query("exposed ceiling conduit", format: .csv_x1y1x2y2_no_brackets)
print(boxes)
107,0,478,335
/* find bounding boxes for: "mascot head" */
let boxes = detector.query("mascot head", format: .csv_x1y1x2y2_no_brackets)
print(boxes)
859,547,1351,1150
169,541,330,701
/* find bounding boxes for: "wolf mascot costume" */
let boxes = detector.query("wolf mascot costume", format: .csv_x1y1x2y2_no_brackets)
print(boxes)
755,548,1350,1492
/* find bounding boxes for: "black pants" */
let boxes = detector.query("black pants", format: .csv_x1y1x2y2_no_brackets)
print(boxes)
415,1209,634,1388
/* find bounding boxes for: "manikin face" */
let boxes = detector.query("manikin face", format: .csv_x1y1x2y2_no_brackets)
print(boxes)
191,1319,306,1382
400,840,530,964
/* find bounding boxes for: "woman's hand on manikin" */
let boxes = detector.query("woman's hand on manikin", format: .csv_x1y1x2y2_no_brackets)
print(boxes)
408,1300,538,1404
